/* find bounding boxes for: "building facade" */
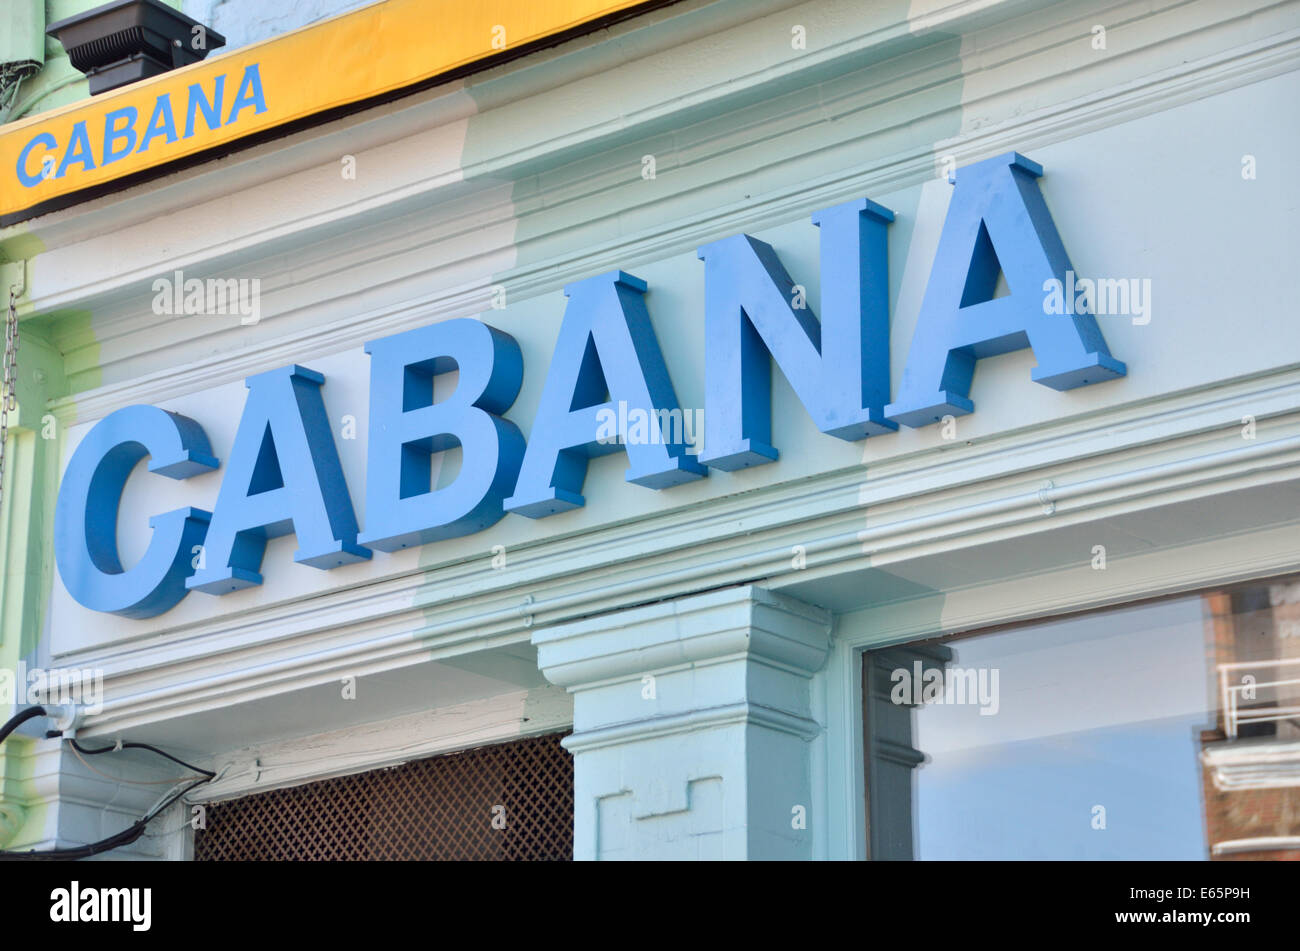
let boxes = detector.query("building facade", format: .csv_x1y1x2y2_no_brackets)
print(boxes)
1,0,1298,860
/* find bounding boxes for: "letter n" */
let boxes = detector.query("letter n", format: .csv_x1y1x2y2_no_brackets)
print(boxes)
885,152,1125,427
697,198,896,470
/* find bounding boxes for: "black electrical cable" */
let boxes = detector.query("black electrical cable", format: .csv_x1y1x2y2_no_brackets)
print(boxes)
0,706,215,860
0,705,46,745
147,775,212,822
70,737,215,778
0,820,150,861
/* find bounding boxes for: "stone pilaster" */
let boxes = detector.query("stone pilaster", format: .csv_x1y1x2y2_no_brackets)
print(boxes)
534,585,830,860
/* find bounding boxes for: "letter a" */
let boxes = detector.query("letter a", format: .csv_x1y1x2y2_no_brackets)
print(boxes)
188,365,369,593
885,153,1125,427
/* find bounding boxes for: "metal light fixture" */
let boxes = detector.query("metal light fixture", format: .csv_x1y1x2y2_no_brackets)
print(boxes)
46,0,226,96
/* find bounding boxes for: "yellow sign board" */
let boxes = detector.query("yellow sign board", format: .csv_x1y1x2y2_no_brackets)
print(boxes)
0,0,652,226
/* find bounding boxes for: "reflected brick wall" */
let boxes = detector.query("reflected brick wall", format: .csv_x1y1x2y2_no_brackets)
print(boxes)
1199,582,1300,860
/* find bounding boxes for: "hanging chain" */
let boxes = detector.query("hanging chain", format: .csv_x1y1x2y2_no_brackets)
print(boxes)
0,284,19,510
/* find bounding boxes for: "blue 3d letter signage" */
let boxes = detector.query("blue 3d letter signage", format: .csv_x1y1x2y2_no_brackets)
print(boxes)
55,152,1126,617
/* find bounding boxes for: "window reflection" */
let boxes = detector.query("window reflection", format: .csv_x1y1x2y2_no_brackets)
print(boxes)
864,575,1300,860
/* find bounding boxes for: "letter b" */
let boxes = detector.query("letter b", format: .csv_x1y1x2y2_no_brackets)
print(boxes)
359,318,526,551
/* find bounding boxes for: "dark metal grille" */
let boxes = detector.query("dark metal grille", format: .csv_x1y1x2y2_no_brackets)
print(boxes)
195,732,573,861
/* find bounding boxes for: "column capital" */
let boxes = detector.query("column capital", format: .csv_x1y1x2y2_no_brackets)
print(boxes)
533,584,831,690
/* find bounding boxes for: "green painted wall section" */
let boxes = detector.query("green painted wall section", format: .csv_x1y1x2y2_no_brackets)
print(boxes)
0,734,45,849
0,322,66,849
0,234,97,848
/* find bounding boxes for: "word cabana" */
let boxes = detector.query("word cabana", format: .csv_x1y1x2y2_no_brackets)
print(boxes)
15,64,268,188
54,153,1127,617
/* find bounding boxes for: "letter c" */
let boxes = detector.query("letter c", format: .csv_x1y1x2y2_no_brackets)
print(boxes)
54,406,218,618
17,133,57,188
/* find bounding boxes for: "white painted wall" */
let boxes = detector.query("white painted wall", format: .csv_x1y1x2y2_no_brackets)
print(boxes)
181,0,378,51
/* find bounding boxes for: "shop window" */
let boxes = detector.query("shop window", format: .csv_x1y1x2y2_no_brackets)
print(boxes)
195,731,573,860
863,575,1300,860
